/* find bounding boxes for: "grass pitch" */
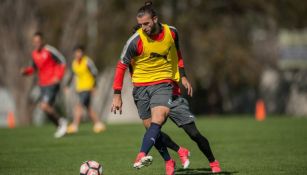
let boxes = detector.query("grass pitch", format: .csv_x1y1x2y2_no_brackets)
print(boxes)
1,116,307,175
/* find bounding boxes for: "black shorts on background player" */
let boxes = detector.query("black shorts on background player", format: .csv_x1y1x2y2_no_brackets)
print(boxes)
40,83,60,105
78,91,91,108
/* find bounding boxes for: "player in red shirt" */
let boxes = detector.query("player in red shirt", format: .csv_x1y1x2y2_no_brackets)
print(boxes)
21,32,67,138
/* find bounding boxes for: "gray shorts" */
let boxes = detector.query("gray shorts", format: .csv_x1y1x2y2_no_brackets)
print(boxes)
40,83,60,105
133,83,173,119
133,83,195,127
168,96,195,127
78,91,91,108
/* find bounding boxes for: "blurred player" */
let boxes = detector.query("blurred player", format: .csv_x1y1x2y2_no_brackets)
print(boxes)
21,32,67,138
65,45,106,134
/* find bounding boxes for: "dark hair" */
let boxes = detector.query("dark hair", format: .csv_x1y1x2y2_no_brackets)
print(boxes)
137,1,157,18
33,32,44,38
73,44,85,52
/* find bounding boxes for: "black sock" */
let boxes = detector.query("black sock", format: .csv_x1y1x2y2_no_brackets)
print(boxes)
182,122,215,162
161,132,180,152
46,113,59,126
154,134,171,161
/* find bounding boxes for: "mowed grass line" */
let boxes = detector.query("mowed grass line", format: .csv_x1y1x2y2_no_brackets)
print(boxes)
0,117,307,175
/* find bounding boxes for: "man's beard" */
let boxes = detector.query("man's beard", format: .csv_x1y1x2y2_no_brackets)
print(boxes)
148,23,159,35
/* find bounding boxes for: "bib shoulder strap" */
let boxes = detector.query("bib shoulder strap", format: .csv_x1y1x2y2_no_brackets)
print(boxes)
137,28,147,44
162,24,173,42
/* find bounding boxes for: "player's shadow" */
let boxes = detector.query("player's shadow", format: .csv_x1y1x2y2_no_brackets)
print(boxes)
176,168,237,175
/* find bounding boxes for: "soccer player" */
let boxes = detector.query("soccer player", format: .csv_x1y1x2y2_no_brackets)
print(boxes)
21,32,67,138
131,23,222,173
65,45,106,134
112,2,221,174
110,2,182,174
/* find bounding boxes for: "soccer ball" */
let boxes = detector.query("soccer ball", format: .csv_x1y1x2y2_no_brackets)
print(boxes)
80,160,103,175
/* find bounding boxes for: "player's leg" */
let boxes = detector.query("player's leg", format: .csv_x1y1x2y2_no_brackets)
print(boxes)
182,122,221,173
142,119,172,161
142,119,171,161
171,97,216,162
139,106,168,155
142,103,190,168
132,86,154,169
40,85,60,124
182,122,215,162
40,84,67,138
88,106,106,133
81,91,106,133
169,96,221,172
142,117,175,175
139,83,172,157
160,132,191,169
149,107,177,175
160,132,179,151
142,116,183,154
133,84,174,173
40,102,60,126
67,103,83,134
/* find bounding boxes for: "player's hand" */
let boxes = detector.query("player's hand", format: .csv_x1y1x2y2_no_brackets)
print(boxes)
20,68,27,76
64,87,69,94
181,77,193,97
52,77,60,84
111,94,123,115
91,88,97,96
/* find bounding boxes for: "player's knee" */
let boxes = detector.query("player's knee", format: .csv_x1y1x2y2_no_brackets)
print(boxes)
40,102,50,112
74,105,83,114
151,110,168,125
151,112,166,124
143,119,151,129
151,116,165,125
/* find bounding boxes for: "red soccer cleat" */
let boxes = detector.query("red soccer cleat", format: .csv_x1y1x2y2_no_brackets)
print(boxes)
133,152,153,169
209,160,222,173
177,147,190,169
165,159,176,175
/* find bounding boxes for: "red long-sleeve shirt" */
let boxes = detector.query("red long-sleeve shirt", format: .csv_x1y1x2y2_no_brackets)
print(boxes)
23,44,66,86
113,24,186,95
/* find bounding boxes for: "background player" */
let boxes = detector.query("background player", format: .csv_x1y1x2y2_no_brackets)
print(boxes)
21,32,67,138
65,45,106,134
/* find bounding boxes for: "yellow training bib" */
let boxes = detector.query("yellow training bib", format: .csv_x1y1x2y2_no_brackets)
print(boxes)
72,56,96,92
132,24,180,83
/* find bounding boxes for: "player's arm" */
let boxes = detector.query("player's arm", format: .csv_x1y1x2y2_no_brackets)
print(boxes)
21,60,37,76
111,33,140,114
66,70,74,87
45,45,66,83
170,26,193,97
87,58,99,87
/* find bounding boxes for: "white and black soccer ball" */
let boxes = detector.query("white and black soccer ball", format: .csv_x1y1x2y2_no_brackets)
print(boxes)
80,160,103,175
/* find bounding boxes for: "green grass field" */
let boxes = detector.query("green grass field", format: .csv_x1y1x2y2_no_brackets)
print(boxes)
1,116,307,175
